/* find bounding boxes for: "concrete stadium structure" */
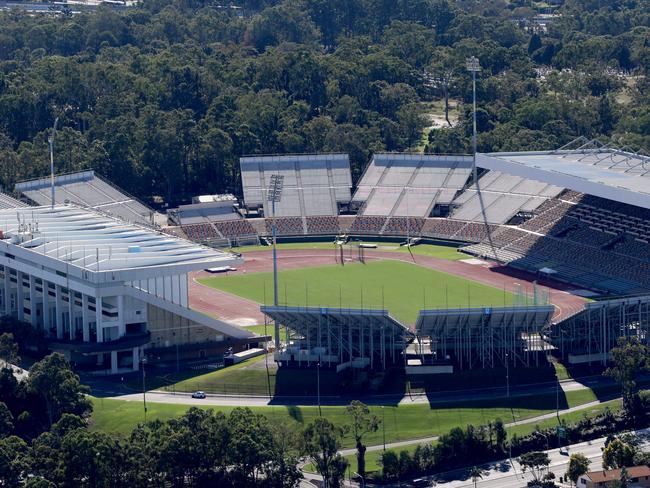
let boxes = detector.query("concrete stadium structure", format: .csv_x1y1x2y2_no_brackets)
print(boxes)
262,305,413,371
16,170,163,227
11,141,650,374
0,204,259,374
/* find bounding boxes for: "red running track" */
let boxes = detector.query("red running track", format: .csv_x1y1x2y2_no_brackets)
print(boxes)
189,248,588,327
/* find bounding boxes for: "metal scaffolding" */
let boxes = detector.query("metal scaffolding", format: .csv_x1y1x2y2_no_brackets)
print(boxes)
551,295,650,365
262,305,414,371
416,305,555,370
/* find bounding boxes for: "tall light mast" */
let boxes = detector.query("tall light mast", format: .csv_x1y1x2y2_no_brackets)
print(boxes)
268,174,284,347
48,117,59,209
466,56,480,187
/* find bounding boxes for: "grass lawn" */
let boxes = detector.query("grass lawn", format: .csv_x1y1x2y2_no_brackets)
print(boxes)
200,260,514,324
90,387,603,446
334,397,624,476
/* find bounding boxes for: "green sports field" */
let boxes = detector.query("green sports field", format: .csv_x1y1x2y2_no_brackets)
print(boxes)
200,260,515,324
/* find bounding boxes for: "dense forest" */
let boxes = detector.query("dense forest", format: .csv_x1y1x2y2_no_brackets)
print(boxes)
0,0,648,204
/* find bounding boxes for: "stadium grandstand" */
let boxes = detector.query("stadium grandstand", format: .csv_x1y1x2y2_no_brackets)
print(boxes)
463,143,650,295
550,295,650,365
15,170,162,227
161,141,650,297
261,303,558,372
415,305,555,370
262,305,414,370
352,153,472,216
240,153,352,218
0,204,262,373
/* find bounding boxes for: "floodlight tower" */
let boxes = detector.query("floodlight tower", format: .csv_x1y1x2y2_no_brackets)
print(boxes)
48,117,59,209
466,56,480,187
268,174,284,347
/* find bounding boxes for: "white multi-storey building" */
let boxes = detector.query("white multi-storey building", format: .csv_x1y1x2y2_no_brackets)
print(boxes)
0,204,255,374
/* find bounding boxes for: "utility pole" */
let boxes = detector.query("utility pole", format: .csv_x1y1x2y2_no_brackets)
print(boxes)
466,56,480,187
267,174,284,351
48,117,59,209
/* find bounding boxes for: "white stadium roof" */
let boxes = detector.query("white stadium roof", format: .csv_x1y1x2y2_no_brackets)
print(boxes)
477,149,650,210
0,205,241,282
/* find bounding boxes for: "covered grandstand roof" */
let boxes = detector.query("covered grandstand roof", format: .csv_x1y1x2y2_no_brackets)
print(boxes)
15,170,157,226
240,154,352,217
262,305,413,337
0,191,26,209
415,305,555,336
353,153,473,217
450,171,563,224
0,205,241,281
477,148,650,210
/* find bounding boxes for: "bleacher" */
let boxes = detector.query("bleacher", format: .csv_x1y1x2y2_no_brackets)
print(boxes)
449,171,563,224
240,154,352,218
352,154,472,218
382,217,425,236
213,219,256,238
15,170,157,226
181,223,220,242
462,188,650,294
265,217,305,236
306,216,340,235
350,216,387,234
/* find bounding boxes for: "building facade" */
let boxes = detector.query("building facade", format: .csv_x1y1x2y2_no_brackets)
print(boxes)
0,205,256,374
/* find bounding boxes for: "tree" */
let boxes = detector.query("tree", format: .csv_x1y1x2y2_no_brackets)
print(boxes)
519,451,550,481
604,338,650,415
264,421,303,488
602,438,636,470
380,450,399,480
0,402,13,438
0,334,19,368
0,435,28,488
303,417,348,488
27,353,92,427
619,466,630,488
566,453,590,487
345,400,379,480
469,466,483,487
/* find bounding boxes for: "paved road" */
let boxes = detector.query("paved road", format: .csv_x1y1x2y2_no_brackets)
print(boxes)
413,427,650,488
99,372,614,407
303,428,650,487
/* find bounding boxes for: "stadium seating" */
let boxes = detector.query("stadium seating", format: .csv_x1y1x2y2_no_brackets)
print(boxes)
181,223,220,241
350,216,387,234
213,219,256,238
453,222,498,242
421,218,467,239
306,216,340,235
265,217,305,236
382,217,425,236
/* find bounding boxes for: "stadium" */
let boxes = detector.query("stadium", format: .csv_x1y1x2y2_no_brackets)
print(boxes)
2,138,650,380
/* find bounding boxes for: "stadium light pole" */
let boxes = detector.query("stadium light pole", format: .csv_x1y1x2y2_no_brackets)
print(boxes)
141,356,148,423
505,351,510,399
48,117,59,209
268,174,284,349
466,56,480,187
